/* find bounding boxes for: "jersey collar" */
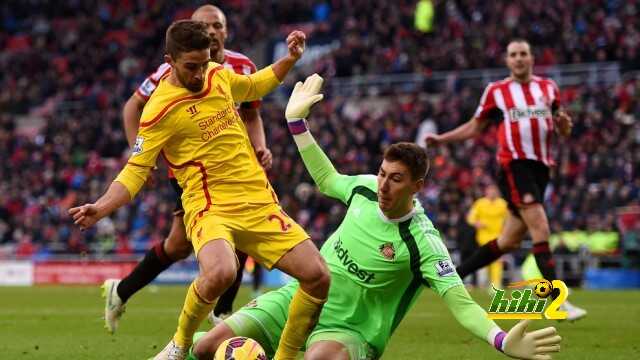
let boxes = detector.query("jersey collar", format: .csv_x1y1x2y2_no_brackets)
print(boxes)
377,206,416,224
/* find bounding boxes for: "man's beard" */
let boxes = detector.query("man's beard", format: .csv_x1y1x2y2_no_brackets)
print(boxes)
177,71,204,92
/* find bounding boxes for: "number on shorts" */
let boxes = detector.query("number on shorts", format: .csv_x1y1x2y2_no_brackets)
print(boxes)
268,212,292,232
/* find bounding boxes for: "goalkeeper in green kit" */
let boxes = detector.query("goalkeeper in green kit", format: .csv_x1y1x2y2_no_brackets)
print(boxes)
187,75,563,360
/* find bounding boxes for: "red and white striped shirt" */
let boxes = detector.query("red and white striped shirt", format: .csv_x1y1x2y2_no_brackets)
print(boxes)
135,49,260,109
474,76,559,167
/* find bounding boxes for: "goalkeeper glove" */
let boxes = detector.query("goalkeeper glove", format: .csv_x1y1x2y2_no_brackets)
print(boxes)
497,320,561,360
285,74,324,135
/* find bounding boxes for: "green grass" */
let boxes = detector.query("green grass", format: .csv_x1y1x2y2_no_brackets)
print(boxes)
0,286,637,359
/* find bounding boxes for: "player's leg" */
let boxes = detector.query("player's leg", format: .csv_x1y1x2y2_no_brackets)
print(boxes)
235,204,329,360
211,251,248,322
517,203,586,319
305,330,374,360
253,262,263,296
457,163,529,279
156,214,239,360
457,214,527,279
117,214,190,301
305,341,349,360
104,212,190,333
272,239,330,360
510,161,586,320
489,259,503,288
175,240,237,345
157,239,237,360
518,204,553,277
193,282,296,360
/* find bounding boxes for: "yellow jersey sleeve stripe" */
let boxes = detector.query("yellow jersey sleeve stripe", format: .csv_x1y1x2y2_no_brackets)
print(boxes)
140,65,225,128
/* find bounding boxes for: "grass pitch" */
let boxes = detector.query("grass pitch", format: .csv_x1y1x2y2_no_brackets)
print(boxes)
0,285,637,359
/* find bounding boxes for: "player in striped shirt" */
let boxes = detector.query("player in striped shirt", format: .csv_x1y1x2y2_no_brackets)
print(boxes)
102,5,273,334
425,39,586,320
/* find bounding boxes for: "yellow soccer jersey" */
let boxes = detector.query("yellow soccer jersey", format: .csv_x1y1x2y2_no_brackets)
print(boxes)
467,197,508,245
115,62,281,229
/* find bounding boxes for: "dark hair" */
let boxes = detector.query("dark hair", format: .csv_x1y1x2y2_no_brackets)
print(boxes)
383,142,429,180
165,20,211,59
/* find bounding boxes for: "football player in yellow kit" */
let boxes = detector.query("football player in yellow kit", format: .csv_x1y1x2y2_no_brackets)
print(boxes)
70,20,329,360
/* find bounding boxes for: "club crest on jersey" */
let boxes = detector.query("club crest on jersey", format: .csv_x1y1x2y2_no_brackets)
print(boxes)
186,104,200,117
379,242,395,261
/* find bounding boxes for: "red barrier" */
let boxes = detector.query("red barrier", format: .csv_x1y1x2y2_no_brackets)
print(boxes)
34,261,137,285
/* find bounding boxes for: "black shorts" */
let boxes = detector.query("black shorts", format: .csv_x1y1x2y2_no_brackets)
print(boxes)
169,178,184,216
497,159,550,216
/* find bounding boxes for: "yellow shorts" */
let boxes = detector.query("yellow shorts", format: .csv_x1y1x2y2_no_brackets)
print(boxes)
187,203,309,269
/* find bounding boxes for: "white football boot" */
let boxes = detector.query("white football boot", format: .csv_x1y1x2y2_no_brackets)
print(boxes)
559,300,587,321
102,279,126,334
153,340,188,360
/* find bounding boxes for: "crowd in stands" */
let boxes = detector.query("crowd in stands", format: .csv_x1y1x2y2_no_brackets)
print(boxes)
0,0,638,256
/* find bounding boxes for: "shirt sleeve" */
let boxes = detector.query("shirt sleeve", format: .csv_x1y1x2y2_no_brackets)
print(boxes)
548,79,561,113
418,228,464,296
135,63,171,101
442,285,501,346
298,142,369,204
227,65,280,103
239,60,261,109
474,83,501,123
114,110,175,199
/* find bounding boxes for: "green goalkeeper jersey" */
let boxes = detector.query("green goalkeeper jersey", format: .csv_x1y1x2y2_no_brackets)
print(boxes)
304,157,462,356
226,141,498,359
282,143,463,356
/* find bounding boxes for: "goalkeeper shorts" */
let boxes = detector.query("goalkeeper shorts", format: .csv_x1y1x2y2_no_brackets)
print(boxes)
224,283,376,359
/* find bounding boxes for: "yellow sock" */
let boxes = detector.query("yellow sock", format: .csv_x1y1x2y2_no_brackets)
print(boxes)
490,261,503,288
173,280,216,348
274,288,326,360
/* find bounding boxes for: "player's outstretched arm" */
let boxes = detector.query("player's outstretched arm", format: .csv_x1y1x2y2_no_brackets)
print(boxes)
442,285,561,359
68,181,131,230
228,31,306,104
284,74,359,202
424,117,485,147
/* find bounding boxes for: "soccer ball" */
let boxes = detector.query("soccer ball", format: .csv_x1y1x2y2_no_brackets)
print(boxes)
533,279,553,298
214,337,267,360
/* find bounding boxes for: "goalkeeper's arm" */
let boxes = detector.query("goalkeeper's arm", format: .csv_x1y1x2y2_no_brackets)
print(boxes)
284,74,347,198
442,285,562,359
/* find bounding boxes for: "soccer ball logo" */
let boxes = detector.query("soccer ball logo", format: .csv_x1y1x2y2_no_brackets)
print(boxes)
214,336,267,360
533,279,553,298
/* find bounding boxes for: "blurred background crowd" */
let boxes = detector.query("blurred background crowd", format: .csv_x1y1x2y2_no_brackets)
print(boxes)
0,0,638,259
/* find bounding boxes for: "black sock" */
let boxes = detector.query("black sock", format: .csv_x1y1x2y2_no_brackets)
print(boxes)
214,251,248,315
457,239,504,279
253,264,262,292
532,241,561,299
116,241,175,303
